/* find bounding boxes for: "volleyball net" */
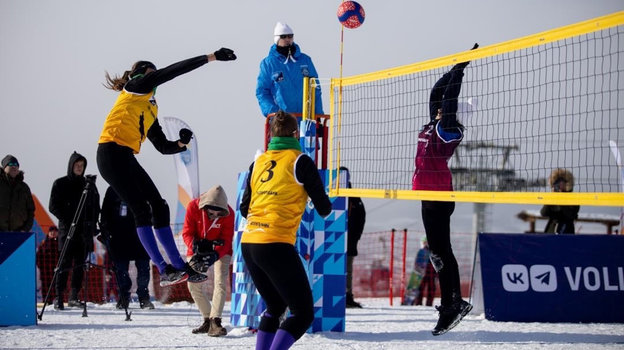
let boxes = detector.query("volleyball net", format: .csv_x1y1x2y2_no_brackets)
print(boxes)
327,11,624,206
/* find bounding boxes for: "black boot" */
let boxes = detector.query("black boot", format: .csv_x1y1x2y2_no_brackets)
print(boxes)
208,317,227,337
346,292,363,308
192,317,211,334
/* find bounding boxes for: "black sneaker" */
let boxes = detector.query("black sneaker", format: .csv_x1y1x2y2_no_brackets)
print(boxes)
185,263,208,283
53,298,64,310
159,264,189,287
431,300,472,336
67,299,86,308
345,293,363,308
139,299,155,310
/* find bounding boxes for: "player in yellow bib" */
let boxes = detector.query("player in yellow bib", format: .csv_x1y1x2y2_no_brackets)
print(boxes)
239,111,331,350
96,48,236,287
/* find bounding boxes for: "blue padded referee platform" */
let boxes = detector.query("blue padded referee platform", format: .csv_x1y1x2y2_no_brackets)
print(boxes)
0,231,36,326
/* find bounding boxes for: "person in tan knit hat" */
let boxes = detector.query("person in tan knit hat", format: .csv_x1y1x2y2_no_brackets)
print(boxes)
182,185,234,337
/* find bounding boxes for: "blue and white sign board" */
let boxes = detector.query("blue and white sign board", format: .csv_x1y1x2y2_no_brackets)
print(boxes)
479,233,624,323
0,231,36,326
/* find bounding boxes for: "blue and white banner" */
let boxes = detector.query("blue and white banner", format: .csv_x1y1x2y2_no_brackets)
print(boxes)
479,233,624,323
162,116,200,228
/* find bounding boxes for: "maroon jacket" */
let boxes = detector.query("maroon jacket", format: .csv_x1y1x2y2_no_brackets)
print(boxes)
412,120,463,191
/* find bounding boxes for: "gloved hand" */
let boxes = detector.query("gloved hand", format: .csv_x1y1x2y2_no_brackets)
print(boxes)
193,239,217,256
189,252,219,273
179,128,193,145
214,47,237,61
453,43,479,71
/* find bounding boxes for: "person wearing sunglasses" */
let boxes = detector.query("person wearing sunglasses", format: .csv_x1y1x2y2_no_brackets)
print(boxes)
256,22,324,118
97,48,236,287
0,154,34,233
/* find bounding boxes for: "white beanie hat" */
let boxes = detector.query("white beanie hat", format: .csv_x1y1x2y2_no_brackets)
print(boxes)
274,22,294,44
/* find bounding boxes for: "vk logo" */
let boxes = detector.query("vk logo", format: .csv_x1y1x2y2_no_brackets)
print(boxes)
502,265,529,292
502,264,557,292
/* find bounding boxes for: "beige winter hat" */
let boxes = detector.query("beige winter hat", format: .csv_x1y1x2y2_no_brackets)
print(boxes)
198,185,230,217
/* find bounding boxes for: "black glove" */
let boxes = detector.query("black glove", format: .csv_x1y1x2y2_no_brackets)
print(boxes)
193,239,218,256
179,128,193,144
189,252,219,273
214,47,237,61
453,43,479,71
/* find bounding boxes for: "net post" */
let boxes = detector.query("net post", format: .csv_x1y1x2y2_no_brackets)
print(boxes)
389,228,395,306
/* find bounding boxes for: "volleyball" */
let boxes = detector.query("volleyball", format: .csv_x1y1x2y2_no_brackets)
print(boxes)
337,1,365,29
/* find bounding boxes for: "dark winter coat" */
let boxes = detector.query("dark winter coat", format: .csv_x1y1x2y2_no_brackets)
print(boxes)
99,186,148,261
540,168,579,234
49,152,100,251
347,196,366,257
0,170,35,232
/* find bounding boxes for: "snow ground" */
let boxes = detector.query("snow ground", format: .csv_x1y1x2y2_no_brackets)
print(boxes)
2,298,623,350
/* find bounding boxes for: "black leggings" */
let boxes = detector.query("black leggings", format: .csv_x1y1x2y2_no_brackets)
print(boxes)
241,243,314,340
96,142,170,228
421,200,461,306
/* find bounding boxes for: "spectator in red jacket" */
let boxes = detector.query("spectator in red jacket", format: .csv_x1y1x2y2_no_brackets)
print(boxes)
182,185,234,337
36,225,59,304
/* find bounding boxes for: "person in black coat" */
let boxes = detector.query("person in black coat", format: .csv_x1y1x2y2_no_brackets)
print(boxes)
340,167,366,308
49,151,100,309
100,186,154,310
540,168,580,234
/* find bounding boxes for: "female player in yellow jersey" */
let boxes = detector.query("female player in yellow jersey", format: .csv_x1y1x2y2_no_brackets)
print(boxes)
239,111,332,350
96,48,236,286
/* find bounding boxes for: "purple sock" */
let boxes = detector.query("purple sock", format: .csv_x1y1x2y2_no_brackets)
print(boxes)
255,330,276,350
153,226,186,270
136,226,167,272
269,329,296,350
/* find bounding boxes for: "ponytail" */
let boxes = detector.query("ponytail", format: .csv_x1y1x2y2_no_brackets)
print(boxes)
103,70,131,91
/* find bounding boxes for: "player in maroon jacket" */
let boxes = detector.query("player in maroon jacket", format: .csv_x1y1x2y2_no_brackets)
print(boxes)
412,43,478,336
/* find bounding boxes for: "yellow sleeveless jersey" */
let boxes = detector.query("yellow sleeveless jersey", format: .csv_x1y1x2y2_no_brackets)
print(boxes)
98,90,158,154
242,149,308,245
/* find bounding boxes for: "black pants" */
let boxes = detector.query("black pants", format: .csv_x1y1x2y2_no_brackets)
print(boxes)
113,258,150,301
56,237,88,300
241,243,314,340
421,200,461,306
97,142,170,228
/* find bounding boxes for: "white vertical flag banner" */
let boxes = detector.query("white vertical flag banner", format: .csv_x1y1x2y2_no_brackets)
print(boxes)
162,116,200,230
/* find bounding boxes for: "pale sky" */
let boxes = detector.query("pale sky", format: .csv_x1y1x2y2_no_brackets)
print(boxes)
1,0,622,233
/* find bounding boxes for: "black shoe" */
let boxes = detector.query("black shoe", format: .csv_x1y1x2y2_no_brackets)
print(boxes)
53,298,64,310
139,299,155,310
192,317,211,334
159,264,189,287
67,299,86,308
185,263,208,284
345,293,362,308
431,300,473,336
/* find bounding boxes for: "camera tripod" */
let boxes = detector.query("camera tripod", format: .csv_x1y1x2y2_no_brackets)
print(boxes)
38,175,108,320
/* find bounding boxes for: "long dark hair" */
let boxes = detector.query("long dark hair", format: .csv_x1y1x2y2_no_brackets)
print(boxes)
103,61,154,91
103,69,132,91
